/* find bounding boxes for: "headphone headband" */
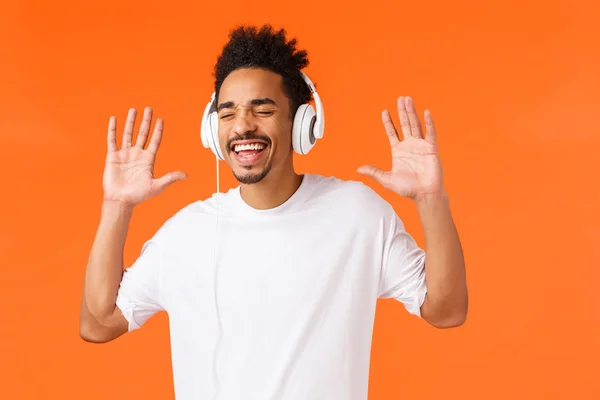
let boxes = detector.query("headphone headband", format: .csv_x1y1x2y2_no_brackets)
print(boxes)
300,71,316,93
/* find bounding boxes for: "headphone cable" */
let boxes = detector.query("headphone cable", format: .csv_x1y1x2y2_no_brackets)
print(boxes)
212,155,222,400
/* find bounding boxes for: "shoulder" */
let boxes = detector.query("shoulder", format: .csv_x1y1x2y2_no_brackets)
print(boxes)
307,174,394,210
177,184,243,217
305,174,407,241
149,188,240,239
305,174,397,221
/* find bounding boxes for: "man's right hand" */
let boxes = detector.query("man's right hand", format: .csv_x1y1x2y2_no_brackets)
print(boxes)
103,107,187,207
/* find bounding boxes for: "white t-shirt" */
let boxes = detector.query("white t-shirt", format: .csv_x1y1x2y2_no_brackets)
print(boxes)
116,173,427,400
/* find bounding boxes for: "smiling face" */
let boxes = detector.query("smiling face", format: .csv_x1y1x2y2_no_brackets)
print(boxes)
216,68,294,185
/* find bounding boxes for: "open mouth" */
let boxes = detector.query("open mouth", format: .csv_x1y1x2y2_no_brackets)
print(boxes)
230,141,268,165
232,142,267,157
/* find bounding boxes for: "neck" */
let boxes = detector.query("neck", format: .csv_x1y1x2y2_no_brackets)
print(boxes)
239,159,303,210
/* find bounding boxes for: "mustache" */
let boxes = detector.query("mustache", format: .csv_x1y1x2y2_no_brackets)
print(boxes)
226,133,272,151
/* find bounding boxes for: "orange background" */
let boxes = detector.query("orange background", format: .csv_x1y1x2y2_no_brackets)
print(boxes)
1,0,599,398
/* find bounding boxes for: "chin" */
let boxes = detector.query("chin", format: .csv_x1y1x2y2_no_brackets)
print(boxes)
232,164,272,185
227,145,274,185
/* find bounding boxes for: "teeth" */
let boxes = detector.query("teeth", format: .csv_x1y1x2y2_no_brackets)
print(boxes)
234,143,265,152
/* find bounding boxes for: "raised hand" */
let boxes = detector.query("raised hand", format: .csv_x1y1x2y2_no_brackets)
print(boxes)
103,107,187,207
358,96,445,202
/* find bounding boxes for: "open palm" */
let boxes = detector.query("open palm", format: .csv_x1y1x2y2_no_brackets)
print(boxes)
103,107,187,206
358,96,444,201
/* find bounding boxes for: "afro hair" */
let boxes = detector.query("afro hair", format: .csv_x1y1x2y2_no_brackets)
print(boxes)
213,24,313,119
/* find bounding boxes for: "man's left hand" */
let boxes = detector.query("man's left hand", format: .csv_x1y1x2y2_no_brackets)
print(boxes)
358,96,445,203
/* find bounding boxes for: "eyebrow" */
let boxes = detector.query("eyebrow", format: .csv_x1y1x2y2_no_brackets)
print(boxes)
217,97,277,112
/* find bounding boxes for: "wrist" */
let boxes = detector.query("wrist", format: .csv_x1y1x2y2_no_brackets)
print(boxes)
414,190,449,209
101,199,135,220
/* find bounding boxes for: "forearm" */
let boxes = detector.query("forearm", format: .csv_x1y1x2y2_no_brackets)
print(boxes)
415,192,468,326
83,200,133,324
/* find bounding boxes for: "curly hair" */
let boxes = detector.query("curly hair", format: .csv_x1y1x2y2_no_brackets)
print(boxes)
213,24,313,119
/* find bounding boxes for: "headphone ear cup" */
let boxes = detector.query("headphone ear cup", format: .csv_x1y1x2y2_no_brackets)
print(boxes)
292,104,307,154
200,101,213,149
292,104,317,155
208,112,224,160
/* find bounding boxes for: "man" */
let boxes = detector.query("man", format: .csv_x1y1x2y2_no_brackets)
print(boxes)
79,24,468,400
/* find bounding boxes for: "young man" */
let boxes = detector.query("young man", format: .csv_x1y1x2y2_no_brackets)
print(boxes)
79,24,468,400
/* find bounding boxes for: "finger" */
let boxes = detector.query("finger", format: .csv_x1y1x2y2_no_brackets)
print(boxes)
382,110,400,147
397,96,412,139
122,108,137,148
153,171,188,193
424,109,437,145
135,107,153,149
405,97,424,139
107,116,117,152
357,165,392,189
146,117,163,155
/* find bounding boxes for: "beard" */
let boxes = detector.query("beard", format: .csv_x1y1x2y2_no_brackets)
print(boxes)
233,161,272,184
227,132,274,185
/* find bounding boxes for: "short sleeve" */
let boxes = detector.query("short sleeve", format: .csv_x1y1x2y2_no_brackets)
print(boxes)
379,212,427,317
115,239,164,332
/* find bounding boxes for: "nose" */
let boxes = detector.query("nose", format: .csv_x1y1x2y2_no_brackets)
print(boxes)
232,109,258,136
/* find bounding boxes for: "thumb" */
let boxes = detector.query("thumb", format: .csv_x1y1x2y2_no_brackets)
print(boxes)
357,165,391,188
153,171,188,193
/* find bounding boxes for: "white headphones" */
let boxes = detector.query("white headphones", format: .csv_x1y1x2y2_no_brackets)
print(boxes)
200,71,324,160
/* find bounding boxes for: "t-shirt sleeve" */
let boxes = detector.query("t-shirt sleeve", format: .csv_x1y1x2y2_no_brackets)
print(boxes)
378,211,428,317
115,238,164,332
